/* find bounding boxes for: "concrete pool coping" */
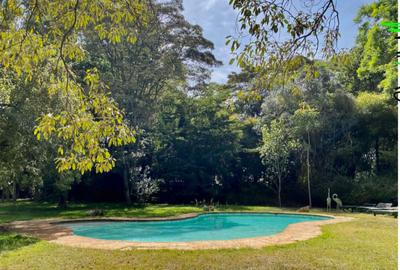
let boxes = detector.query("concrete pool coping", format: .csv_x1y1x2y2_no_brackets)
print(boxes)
2,212,353,250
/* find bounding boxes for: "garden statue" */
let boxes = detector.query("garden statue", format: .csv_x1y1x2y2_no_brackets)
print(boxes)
326,188,331,212
332,194,343,210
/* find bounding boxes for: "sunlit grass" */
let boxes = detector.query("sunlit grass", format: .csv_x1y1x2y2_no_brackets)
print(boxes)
0,233,38,254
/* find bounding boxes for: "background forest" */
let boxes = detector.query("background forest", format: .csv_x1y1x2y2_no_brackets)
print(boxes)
0,0,397,208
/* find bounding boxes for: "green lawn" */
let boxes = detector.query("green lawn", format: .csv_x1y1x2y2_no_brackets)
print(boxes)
0,201,286,223
0,201,397,270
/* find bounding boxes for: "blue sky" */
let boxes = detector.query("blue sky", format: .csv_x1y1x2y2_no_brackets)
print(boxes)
182,0,374,83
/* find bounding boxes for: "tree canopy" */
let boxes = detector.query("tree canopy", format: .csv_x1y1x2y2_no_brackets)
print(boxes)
0,0,397,208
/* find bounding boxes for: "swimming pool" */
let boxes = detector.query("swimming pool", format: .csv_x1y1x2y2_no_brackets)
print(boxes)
65,213,331,242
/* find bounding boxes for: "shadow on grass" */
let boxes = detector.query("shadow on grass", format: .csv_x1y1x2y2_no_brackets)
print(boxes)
0,200,295,224
0,201,204,223
0,232,39,253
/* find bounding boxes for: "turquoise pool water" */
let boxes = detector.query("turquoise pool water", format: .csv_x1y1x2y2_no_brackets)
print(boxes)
66,213,330,242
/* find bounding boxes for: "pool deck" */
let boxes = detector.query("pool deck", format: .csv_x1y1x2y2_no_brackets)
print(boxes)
1,212,353,250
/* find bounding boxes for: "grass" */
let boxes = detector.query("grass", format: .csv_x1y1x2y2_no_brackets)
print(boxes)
0,201,397,269
0,233,38,254
0,201,287,223
0,201,201,223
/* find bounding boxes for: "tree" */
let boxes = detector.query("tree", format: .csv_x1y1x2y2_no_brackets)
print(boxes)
292,103,320,207
0,0,149,174
259,120,298,207
227,0,340,83
0,71,47,202
82,0,221,129
152,84,244,203
0,69,84,206
79,0,221,203
355,92,396,175
0,0,396,207
354,0,397,95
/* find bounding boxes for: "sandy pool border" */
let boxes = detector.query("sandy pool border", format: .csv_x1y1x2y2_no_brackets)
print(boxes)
2,212,353,250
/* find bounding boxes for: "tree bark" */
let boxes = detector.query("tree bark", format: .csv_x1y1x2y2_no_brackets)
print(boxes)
307,131,312,208
122,157,131,204
58,193,67,209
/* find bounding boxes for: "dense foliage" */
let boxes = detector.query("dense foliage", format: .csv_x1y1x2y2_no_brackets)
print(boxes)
0,0,397,207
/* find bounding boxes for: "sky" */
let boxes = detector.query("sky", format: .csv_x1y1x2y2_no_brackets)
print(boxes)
182,0,375,83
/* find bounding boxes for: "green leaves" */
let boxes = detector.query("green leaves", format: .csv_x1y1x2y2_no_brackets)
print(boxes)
0,0,148,174
34,69,136,174
356,1,397,94
259,119,299,205
260,120,299,163
228,0,340,84
293,103,320,134
355,92,390,113
230,40,240,52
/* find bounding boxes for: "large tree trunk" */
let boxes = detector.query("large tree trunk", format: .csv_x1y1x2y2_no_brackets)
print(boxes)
122,159,131,204
58,193,67,209
307,132,312,208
